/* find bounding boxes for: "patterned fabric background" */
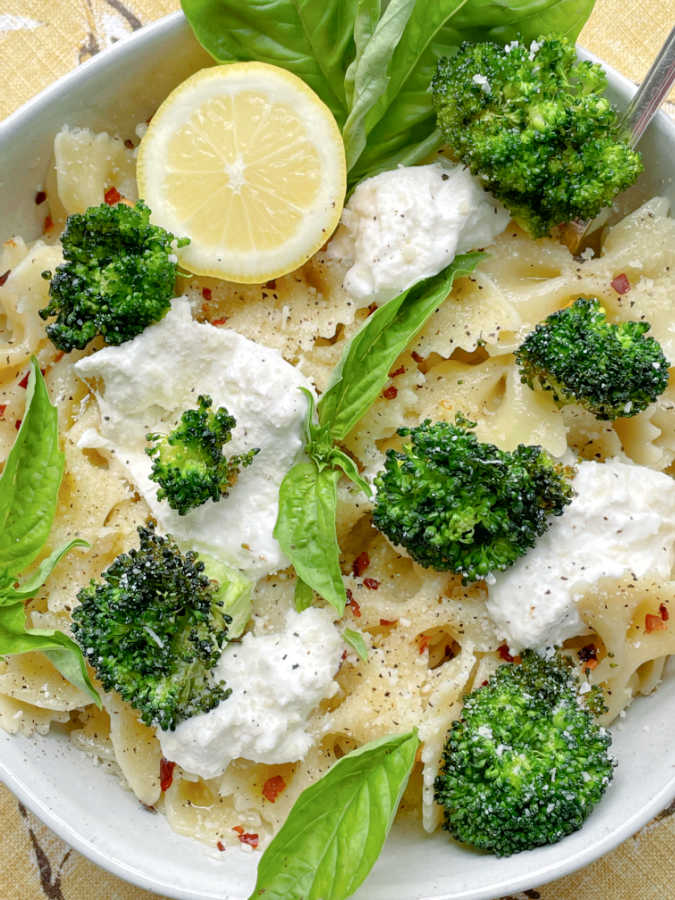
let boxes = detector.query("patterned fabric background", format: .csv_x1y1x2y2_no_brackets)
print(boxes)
0,1,673,898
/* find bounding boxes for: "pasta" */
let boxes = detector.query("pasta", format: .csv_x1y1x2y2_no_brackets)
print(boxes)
0,125,672,850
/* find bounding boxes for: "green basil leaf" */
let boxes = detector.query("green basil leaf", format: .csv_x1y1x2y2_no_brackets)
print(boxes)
294,578,314,612
344,0,382,109
0,358,65,575
317,252,483,440
274,463,346,614
180,0,361,126
0,602,100,706
1,539,89,604
250,729,420,900
343,627,369,661
329,447,371,496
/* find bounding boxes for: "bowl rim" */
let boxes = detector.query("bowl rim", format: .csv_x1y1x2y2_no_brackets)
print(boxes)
1,9,674,900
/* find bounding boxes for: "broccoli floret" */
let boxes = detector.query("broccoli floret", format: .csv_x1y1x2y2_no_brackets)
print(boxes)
145,395,259,516
372,416,573,581
72,523,252,731
431,37,643,236
516,298,670,419
434,650,615,856
39,200,187,352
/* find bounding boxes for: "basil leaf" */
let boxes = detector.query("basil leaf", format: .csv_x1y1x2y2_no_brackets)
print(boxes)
0,358,64,575
294,578,314,612
318,252,483,440
344,0,382,109
180,0,361,125
0,602,100,706
327,448,371,496
343,627,369,661
250,729,420,900
1,539,89,603
275,463,346,614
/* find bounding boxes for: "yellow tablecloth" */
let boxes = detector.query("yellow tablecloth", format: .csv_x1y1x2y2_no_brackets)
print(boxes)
0,2,673,898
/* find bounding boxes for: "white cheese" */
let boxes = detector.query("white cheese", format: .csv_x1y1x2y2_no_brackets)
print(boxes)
159,608,343,778
327,160,509,304
487,459,675,651
75,298,312,579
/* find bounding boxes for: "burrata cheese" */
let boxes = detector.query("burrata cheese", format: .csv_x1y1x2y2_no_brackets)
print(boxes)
75,298,312,579
487,459,675,651
328,160,509,304
159,607,343,778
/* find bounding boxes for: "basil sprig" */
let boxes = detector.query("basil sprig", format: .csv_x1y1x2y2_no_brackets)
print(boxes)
250,729,420,900
182,0,596,184
0,358,100,705
275,254,483,614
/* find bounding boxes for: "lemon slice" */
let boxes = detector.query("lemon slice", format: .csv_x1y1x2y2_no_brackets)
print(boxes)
137,63,346,283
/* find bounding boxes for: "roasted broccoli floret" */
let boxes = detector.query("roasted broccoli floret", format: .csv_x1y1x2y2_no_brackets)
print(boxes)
72,523,252,731
516,297,670,419
372,416,573,581
40,200,187,352
145,395,259,516
434,650,615,856
431,37,643,236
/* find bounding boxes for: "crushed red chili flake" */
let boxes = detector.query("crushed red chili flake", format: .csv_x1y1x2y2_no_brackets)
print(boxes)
611,273,630,294
659,603,669,621
201,287,213,301
645,613,667,633
0,270,10,287
418,634,430,654
411,350,424,363
389,365,406,377
341,649,348,661
497,644,515,662
352,552,370,577
367,302,378,316
577,644,598,663
379,618,397,627
239,833,259,849
346,590,361,617
124,138,135,149
216,841,226,852
159,757,176,792
583,658,599,670
211,317,228,326
14,419,21,431
481,680,489,686
18,372,29,389
43,215,54,233
0,405,6,419
35,190,47,205
382,385,398,400
233,825,244,834
265,279,277,290
363,577,379,590
104,186,122,206
262,775,287,803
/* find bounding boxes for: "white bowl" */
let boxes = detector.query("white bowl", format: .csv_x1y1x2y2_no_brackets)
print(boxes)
0,12,673,900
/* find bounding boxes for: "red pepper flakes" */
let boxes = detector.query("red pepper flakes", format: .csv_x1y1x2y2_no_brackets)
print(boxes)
0,405,6,419
346,589,361,618
389,365,406,377
498,644,520,663
18,372,30,389
418,634,430,655
379,618,397,627
0,270,10,287
382,385,398,400
211,317,228,326
124,138,135,149
411,351,424,363
366,302,377,316
216,841,226,852
352,552,370,577
43,215,54,233
265,279,277,290
341,649,348,661
645,613,667,633
481,680,489,687
201,287,213,302
14,419,21,431
577,644,598,664
659,603,669,621
159,757,176,791
35,190,47,205
262,775,286,803
363,577,380,590
104,186,122,206
611,273,630,294
233,827,259,848
584,657,599,670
